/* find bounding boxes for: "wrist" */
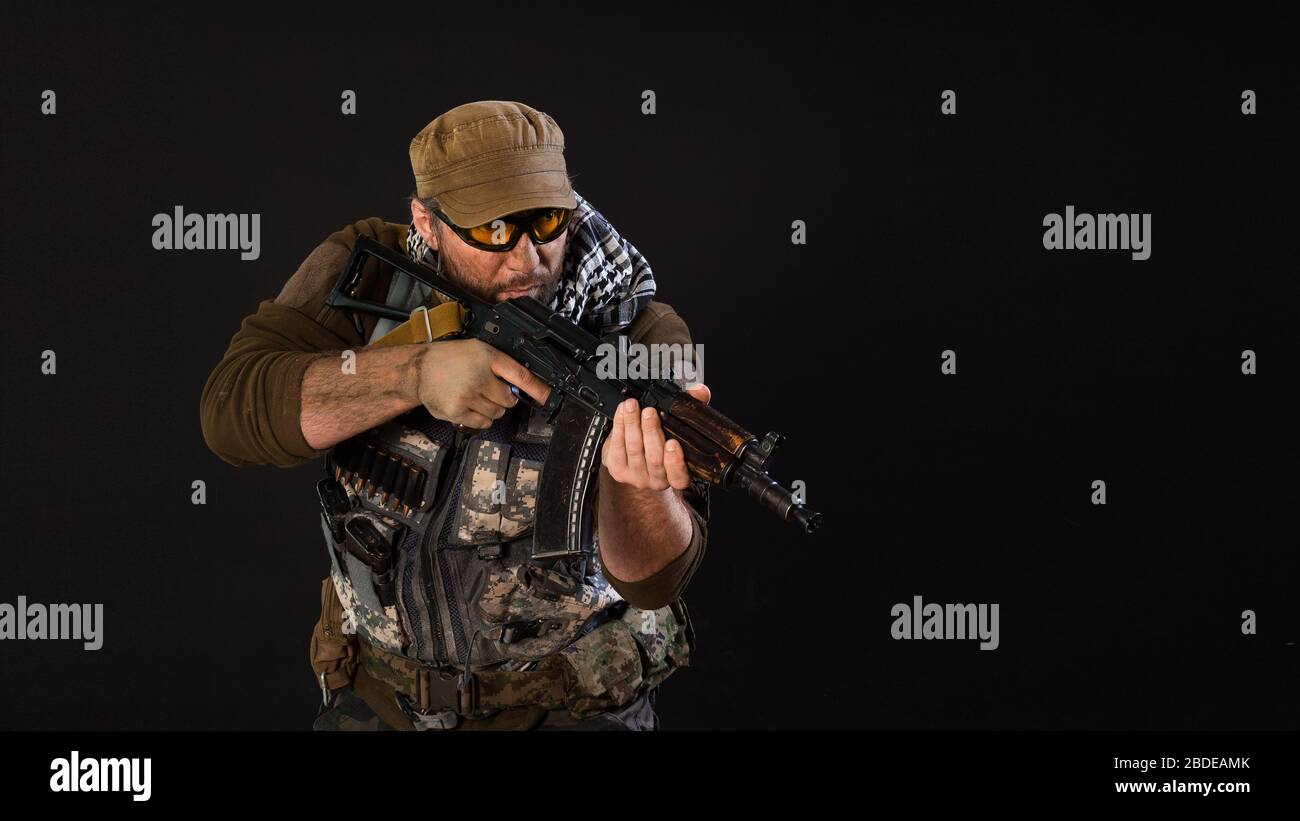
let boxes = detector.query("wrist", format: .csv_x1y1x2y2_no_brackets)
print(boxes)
600,467,684,513
405,344,432,405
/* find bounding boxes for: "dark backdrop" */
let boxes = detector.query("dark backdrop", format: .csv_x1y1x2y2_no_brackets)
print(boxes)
1,4,1296,730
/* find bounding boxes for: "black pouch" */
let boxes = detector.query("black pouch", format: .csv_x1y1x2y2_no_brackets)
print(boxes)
342,516,405,609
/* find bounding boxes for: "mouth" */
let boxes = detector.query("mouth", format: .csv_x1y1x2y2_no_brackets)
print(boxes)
497,285,537,300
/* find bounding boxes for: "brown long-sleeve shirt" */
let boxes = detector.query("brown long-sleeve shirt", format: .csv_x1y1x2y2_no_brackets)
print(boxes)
200,217,706,609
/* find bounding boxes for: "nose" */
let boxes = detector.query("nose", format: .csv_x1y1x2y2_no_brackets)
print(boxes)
505,232,541,273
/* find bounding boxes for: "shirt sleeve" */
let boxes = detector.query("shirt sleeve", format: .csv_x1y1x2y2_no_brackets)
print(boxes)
596,302,710,610
199,220,394,468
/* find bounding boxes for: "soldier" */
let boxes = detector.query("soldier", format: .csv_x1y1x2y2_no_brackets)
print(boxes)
200,101,710,730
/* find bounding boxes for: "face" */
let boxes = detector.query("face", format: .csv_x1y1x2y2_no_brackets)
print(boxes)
411,200,568,305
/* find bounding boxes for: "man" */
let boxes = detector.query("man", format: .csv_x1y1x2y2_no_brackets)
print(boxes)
200,101,710,730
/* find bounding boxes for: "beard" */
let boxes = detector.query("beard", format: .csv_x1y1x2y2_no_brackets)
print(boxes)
435,244,565,307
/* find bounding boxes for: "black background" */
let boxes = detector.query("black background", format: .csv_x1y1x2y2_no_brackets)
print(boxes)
1,4,1296,730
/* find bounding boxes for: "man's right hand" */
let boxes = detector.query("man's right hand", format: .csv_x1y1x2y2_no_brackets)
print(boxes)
415,339,552,429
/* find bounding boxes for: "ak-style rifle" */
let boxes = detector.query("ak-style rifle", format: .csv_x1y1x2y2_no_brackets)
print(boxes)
326,236,821,533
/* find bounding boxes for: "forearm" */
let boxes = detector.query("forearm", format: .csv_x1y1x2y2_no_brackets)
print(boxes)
300,344,426,450
595,465,693,583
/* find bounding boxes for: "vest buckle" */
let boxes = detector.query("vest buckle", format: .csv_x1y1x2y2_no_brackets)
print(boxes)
394,690,459,731
499,618,563,644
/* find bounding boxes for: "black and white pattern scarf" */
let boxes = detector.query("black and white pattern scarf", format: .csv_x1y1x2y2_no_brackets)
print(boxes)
405,191,656,336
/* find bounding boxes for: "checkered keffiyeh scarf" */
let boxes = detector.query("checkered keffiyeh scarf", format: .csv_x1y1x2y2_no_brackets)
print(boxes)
405,191,656,336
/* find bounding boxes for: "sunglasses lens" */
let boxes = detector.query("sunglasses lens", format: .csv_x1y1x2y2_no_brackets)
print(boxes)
531,208,571,242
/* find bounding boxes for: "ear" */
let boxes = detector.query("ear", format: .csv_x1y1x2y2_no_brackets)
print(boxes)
410,200,439,250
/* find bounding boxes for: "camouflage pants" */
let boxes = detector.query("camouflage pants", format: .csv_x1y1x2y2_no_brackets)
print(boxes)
313,687,659,731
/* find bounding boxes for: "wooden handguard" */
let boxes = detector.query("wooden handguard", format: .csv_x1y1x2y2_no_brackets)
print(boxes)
661,391,753,485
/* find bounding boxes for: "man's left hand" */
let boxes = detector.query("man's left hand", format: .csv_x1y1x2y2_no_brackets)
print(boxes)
601,384,711,491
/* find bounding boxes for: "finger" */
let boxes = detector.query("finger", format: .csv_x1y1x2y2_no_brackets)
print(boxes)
640,405,669,486
459,411,494,430
467,395,507,422
490,351,552,407
482,375,519,409
685,382,711,406
664,439,691,489
603,405,627,474
621,399,647,476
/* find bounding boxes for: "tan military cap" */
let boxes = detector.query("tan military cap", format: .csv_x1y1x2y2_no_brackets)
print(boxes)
409,100,577,228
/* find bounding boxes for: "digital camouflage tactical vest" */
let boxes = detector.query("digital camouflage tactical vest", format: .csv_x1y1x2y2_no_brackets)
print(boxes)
317,234,692,709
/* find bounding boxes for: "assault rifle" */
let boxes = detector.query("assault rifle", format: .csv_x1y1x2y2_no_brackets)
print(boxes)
326,236,821,534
